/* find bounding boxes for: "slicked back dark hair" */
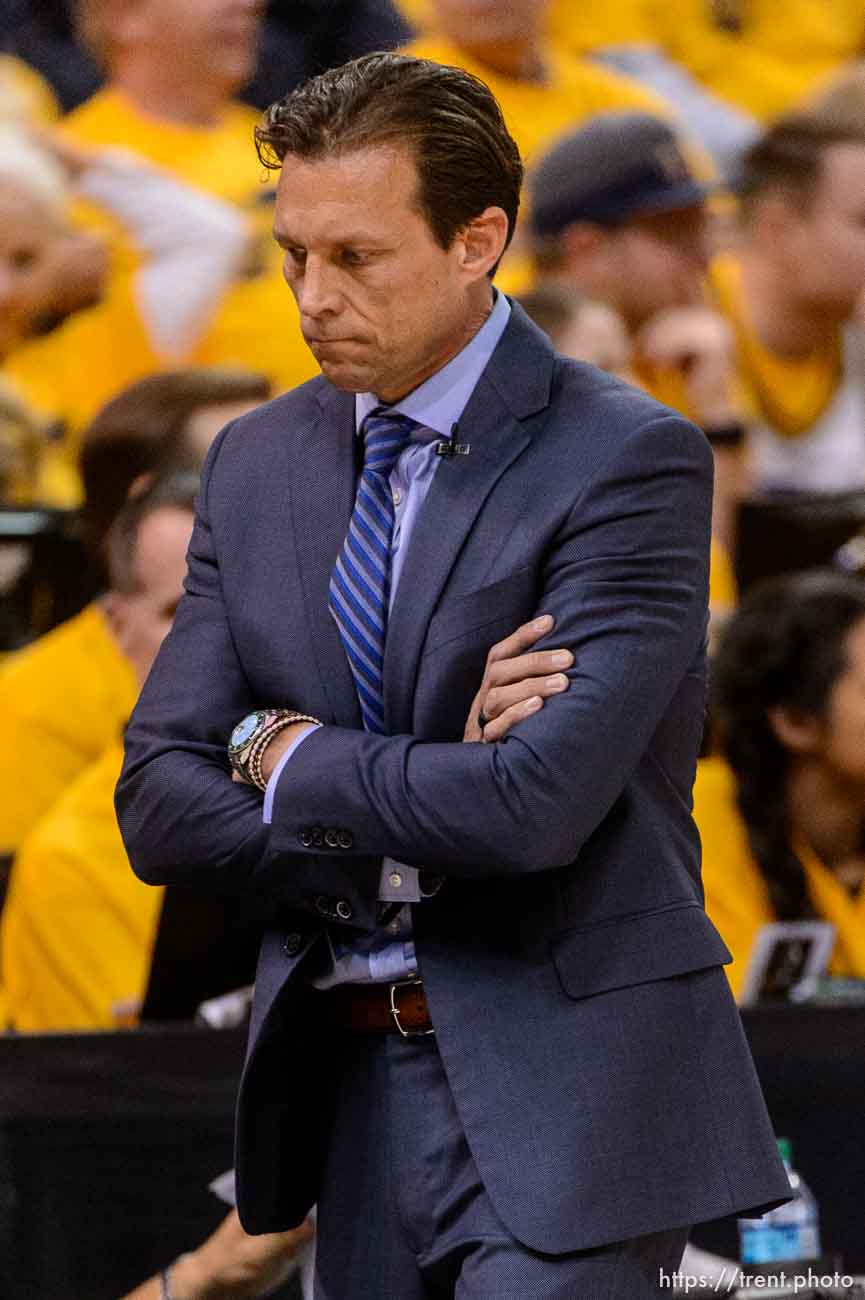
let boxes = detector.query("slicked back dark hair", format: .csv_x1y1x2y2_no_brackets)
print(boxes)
255,52,523,272
737,113,865,215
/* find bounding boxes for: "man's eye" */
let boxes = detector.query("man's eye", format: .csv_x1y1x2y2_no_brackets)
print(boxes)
341,250,367,267
10,248,36,271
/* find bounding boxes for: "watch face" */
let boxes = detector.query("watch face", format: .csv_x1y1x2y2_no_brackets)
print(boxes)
230,712,263,752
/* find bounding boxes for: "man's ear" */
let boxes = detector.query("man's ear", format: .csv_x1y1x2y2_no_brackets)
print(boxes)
767,703,822,755
457,206,510,281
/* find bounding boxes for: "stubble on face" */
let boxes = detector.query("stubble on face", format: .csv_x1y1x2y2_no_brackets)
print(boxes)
273,144,493,401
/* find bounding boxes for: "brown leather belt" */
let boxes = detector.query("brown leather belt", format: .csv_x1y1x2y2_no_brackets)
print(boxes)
310,977,434,1037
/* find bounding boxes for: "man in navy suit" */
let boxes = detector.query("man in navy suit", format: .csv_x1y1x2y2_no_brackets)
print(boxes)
116,52,789,1299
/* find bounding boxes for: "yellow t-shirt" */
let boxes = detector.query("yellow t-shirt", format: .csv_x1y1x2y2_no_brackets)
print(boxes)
645,0,865,120
710,253,842,440
400,35,668,167
396,1,653,50
57,87,317,406
547,0,656,55
0,602,138,855
694,756,865,999
0,741,163,1032
2,273,160,507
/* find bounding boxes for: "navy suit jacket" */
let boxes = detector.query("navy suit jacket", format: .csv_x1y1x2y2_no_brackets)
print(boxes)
117,304,789,1250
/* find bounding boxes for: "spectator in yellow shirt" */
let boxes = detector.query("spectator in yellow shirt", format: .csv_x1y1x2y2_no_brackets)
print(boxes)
0,123,262,504
645,0,865,125
697,570,865,1000
398,0,753,174
0,367,269,857
400,0,668,169
0,474,197,1031
711,113,865,497
62,0,318,408
528,112,744,616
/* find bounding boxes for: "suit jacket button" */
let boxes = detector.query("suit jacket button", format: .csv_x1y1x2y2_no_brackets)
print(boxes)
337,830,353,849
324,828,340,848
311,826,324,847
283,932,303,957
299,829,313,848
335,899,353,921
315,895,332,916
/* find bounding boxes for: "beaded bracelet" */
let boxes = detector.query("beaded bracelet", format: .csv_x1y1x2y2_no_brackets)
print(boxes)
248,712,321,791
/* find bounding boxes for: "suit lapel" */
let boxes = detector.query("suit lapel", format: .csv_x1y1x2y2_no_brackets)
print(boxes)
383,306,554,734
286,384,362,727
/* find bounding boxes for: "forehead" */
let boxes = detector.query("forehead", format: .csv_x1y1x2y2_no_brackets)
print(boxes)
136,0,241,24
627,204,706,241
134,506,193,591
435,0,549,19
273,145,424,242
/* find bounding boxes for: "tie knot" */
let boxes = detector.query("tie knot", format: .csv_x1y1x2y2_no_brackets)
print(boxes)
362,409,418,479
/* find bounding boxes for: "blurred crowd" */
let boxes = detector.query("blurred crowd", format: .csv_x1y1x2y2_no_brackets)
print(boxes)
2,0,865,1197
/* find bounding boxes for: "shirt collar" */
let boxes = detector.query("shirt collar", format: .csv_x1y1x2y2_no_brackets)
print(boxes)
355,290,511,438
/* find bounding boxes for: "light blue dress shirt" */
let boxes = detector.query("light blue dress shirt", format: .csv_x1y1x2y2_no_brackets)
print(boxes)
263,289,511,985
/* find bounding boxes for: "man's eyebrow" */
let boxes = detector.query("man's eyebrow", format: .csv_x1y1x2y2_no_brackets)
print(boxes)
272,227,394,248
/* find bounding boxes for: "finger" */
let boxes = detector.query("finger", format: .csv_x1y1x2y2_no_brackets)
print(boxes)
486,647,573,688
483,673,569,721
482,695,543,742
486,613,554,666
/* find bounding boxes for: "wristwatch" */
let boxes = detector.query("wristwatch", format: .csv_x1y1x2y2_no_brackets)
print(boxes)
228,708,321,791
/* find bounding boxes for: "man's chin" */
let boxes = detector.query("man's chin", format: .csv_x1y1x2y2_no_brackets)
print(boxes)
318,358,375,393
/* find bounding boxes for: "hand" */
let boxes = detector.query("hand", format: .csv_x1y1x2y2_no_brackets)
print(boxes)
464,614,573,744
638,306,738,428
169,1209,314,1300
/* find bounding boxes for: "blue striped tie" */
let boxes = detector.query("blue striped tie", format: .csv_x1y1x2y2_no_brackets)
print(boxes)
329,408,418,733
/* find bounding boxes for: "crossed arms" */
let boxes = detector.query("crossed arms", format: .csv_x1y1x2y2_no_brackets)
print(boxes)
116,413,712,896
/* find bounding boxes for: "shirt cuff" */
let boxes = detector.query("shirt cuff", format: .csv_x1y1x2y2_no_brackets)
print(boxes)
262,723,322,824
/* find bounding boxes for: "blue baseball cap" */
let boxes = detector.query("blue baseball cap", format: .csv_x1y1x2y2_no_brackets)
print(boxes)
529,113,709,237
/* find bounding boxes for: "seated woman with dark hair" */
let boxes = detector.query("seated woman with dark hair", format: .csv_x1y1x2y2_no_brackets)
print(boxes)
696,569,865,999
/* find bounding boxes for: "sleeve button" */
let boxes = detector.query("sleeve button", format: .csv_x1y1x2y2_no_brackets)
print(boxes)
337,830,353,849
283,932,303,957
299,829,313,848
324,828,340,848
335,899,353,921
311,826,324,847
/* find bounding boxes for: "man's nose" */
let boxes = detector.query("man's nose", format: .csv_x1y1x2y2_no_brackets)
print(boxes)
296,256,341,318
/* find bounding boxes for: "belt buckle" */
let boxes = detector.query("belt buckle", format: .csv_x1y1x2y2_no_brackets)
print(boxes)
389,977,434,1039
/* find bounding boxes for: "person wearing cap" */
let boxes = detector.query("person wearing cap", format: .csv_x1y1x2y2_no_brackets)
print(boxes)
529,110,745,615
709,110,865,496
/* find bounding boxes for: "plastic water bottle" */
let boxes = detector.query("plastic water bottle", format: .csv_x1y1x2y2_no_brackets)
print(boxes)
738,1138,821,1264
